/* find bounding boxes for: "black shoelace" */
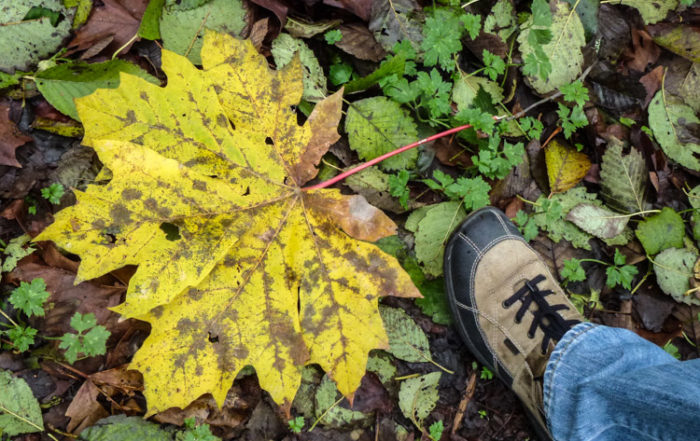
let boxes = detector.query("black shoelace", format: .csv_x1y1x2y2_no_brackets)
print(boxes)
503,274,580,353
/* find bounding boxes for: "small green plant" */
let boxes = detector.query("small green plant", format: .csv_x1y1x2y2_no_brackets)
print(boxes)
428,419,444,440
480,366,494,380
569,288,602,315
462,13,481,39
478,409,488,419
180,417,220,441
521,0,553,78
25,196,38,215
0,234,35,273
288,416,305,434
324,29,342,45
561,249,639,290
513,210,539,242
41,182,65,205
559,80,589,107
423,170,491,211
1,278,49,352
58,312,110,364
389,170,411,209
519,116,544,139
556,103,588,139
482,50,506,81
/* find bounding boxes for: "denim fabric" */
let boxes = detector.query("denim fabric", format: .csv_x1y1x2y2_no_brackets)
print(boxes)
543,322,700,441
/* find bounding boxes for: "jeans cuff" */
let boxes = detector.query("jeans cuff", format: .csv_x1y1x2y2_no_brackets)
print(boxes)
543,322,598,430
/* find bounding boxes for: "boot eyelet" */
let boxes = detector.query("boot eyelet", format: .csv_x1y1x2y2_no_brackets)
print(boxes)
514,317,521,324
527,331,535,339
541,349,547,355
502,301,509,309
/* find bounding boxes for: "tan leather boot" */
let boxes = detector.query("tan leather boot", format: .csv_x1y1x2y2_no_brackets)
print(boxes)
444,207,583,441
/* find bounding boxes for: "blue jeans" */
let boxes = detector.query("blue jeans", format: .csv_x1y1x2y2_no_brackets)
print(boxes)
543,322,700,441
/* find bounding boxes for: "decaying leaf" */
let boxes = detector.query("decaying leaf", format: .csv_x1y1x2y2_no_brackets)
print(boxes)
621,0,678,25
635,207,685,256
36,32,419,415
648,89,700,171
599,138,647,213
0,102,32,167
398,372,441,422
517,0,585,94
544,139,591,193
0,370,44,436
271,33,328,102
654,248,700,305
379,305,434,364
566,203,629,239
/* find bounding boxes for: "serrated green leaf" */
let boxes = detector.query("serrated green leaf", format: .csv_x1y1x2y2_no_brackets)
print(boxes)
421,8,463,72
620,0,678,24
412,201,468,277
82,325,110,356
36,60,158,121
345,54,405,94
635,207,686,255
345,97,418,171
379,305,433,363
79,415,172,441
414,278,452,325
398,372,441,421
648,90,700,171
71,312,97,333
0,0,74,73
483,0,516,41
6,326,37,352
518,0,585,94
599,138,647,213
653,248,700,305
563,0,598,37
58,333,81,363
561,258,586,283
9,278,50,317
160,0,246,65
0,370,43,436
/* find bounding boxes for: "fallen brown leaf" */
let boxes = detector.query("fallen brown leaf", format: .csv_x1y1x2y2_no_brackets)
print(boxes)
66,380,109,433
0,103,32,167
324,0,372,21
68,0,149,57
336,24,386,61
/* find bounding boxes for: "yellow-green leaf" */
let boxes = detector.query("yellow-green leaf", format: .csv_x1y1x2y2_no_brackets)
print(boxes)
36,32,419,415
545,138,591,193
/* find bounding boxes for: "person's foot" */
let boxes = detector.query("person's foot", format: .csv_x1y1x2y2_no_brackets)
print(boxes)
443,207,583,441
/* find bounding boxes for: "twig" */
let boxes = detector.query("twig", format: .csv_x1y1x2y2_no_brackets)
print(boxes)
451,370,477,434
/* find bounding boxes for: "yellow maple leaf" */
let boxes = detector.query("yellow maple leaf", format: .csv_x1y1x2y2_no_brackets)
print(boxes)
36,32,420,415
545,138,591,194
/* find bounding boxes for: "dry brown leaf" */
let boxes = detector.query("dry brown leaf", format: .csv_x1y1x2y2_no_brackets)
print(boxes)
68,0,149,56
336,24,386,61
66,380,109,433
0,103,32,167
323,0,372,21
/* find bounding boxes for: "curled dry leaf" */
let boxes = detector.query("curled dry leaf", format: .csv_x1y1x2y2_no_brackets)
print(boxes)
0,103,32,167
36,32,419,416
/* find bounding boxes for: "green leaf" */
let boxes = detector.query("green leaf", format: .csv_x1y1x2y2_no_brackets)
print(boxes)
1,234,35,273
0,370,44,436
71,312,97,333
482,50,506,81
688,185,700,241
445,177,491,211
559,80,589,107
389,170,410,209
22,6,62,26
421,8,463,72
40,182,65,204
557,103,588,138
160,0,246,65
565,203,629,239
346,54,404,94
531,0,552,27
9,278,50,317
518,0,585,94
138,0,165,39
620,0,678,24
82,326,110,357
0,0,74,73
635,207,685,256
6,325,38,352
462,13,481,39
483,0,517,42
288,416,304,434
648,90,700,171
379,305,434,363
514,210,539,242
324,29,343,44
271,33,327,102
519,116,544,139
653,248,700,305
79,415,172,441
398,372,441,421
414,278,452,325
561,258,586,284
58,333,81,364
599,138,647,213
409,201,468,277
429,420,445,440
563,0,598,38
605,262,638,290
329,62,353,86
345,97,418,171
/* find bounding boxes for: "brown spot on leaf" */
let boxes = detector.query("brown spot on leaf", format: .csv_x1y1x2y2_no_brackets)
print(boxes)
110,204,132,224
122,188,142,200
